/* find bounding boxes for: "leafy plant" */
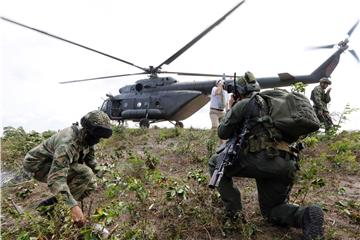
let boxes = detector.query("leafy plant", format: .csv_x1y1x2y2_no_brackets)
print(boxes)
291,82,307,93
333,103,359,129
303,136,319,147
187,169,207,185
294,157,326,203
127,177,149,203
166,182,191,201
143,148,159,170
1,127,55,169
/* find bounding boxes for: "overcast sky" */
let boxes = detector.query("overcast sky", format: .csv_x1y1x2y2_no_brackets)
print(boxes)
1,0,360,134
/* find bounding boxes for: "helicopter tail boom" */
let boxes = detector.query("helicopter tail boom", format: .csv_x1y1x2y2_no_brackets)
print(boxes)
310,47,343,80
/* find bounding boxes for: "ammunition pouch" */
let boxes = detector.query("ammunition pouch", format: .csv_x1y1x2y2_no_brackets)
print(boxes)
246,133,298,157
274,141,292,154
255,115,283,141
247,135,271,153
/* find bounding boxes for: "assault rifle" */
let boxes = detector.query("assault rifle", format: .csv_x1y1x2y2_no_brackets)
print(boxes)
208,124,249,189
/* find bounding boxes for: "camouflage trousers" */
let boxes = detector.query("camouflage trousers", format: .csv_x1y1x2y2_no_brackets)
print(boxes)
23,158,96,202
209,149,305,228
315,109,333,131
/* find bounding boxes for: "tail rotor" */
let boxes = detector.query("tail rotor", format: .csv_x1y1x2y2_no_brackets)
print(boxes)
307,20,359,63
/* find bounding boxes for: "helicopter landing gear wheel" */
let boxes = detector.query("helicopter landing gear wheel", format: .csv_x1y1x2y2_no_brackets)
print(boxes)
175,121,184,128
139,118,150,128
118,120,125,127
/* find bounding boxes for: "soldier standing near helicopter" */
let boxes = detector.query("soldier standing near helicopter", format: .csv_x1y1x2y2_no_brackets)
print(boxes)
18,110,112,226
310,77,334,131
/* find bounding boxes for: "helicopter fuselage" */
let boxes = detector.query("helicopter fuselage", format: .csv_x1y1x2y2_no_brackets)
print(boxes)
101,76,215,122
101,45,345,124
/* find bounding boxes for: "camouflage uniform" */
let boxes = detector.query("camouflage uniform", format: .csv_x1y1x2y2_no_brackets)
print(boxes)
209,96,306,227
23,110,112,208
310,85,333,131
209,73,324,237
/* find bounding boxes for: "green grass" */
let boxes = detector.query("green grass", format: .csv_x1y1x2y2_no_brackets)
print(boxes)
1,127,359,239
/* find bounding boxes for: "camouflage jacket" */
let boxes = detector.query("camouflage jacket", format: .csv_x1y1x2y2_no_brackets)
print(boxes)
218,97,251,140
25,125,97,207
310,85,331,112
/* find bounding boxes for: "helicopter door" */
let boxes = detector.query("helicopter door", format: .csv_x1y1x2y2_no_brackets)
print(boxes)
110,100,122,117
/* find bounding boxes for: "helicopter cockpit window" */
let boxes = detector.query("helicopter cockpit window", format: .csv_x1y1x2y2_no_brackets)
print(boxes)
135,83,143,92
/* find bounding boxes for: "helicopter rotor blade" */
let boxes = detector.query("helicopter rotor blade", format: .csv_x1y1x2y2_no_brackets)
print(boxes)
1,16,148,72
154,0,245,72
306,44,336,50
347,19,359,37
59,72,147,84
161,71,233,78
349,49,360,63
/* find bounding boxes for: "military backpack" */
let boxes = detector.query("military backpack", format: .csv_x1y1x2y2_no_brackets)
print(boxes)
258,89,320,142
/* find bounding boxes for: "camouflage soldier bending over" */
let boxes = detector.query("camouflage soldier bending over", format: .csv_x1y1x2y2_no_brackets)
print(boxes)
22,110,112,226
310,77,333,131
209,72,324,240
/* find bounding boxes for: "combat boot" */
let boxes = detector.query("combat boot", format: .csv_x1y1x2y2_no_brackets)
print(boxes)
302,205,324,240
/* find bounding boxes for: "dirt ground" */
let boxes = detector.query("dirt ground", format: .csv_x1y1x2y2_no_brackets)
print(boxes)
1,128,359,239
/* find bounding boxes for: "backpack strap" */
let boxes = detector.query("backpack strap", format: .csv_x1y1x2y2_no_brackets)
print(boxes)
239,93,259,129
253,94,284,141
242,94,273,137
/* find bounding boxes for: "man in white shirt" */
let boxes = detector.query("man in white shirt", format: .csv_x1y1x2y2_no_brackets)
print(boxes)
209,79,227,129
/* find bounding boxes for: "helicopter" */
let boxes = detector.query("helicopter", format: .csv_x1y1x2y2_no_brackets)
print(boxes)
102,18,359,128
2,2,358,128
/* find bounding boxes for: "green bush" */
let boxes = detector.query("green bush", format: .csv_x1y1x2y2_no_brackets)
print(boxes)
1,126,55,169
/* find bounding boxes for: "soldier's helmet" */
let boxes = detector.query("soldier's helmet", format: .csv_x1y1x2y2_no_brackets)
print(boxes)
81,110,112,138
236,71,260,95
319,77,332,85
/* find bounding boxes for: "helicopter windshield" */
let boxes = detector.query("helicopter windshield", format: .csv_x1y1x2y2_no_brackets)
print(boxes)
100,99,110,112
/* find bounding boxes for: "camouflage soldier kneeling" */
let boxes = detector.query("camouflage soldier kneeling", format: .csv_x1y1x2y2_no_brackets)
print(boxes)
21,110,112,226
209,72,324,240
